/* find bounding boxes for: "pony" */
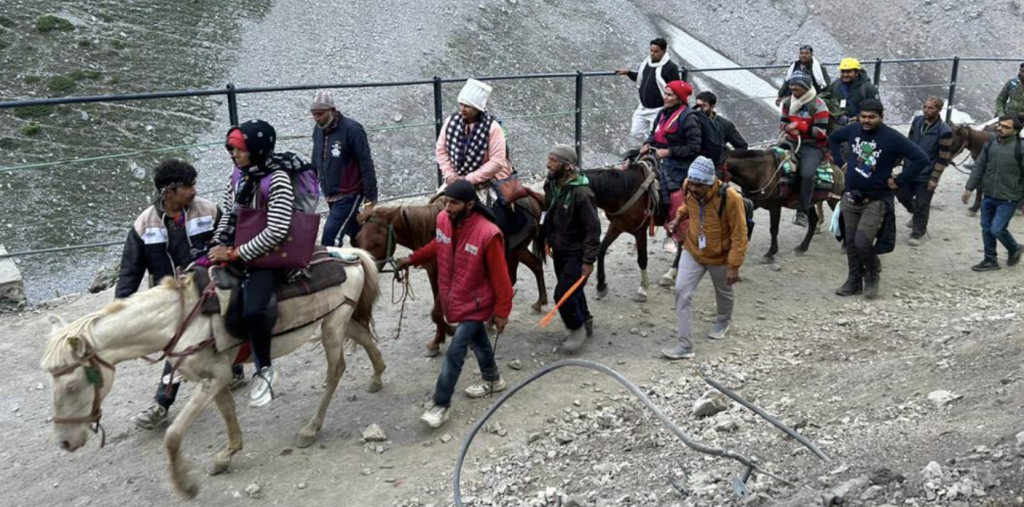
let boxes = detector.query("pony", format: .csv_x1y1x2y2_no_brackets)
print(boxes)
583,157,669,302
357,198,547,355
949,123,994,215
43,248,383,499
721,149,841,262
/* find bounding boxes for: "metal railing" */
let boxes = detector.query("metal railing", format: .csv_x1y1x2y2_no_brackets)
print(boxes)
1,55,1021,260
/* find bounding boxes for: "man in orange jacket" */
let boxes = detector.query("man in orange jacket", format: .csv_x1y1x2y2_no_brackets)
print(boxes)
663,156,749,359
397,180,514,428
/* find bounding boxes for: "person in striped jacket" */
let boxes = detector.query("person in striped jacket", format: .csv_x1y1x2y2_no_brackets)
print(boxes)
780,71,831,217
209,119,296,408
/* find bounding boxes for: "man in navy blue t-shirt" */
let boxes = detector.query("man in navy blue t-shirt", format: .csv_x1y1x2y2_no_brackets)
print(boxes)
829,99,929,300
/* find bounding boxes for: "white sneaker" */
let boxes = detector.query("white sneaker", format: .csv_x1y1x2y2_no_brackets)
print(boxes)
420,405,450,428
133,404,168,430
249,366,278,408
464,377,507,398
707,322,730,340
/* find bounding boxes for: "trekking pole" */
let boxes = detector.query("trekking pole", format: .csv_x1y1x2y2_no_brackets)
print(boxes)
489,288,516,397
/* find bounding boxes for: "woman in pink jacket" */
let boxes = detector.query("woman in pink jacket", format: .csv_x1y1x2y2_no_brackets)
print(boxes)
435,79,512,199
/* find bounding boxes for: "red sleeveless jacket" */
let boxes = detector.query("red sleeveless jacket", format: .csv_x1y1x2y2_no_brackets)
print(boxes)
436,211,502,323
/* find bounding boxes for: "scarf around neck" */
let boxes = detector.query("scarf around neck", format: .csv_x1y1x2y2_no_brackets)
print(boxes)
444,112,494,176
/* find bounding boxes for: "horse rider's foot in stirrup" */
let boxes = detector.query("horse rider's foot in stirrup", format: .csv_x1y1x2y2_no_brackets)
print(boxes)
661,344,695,360
230,368,247,390
793,209,808,227
133,404,168,430
561,326,588,353
707,322,730,340
465,377,507,398
659,268,677,287
249,366,278,408
420,405,450,428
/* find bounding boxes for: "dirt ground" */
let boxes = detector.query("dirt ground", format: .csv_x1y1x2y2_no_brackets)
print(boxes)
2,165,1023,507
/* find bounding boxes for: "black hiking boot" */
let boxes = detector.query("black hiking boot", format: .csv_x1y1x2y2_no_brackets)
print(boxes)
971,258,1001,272
1008,247,1022,267
835,253,864,296
584,317,594,337
862,253,881,300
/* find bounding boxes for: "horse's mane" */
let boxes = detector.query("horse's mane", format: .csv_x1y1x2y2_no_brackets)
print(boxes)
399,202,443,247
41,312,106,370
583,166,643,201
725,149,772,160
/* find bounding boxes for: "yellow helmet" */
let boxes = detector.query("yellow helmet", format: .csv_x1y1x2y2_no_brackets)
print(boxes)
839,58,862,71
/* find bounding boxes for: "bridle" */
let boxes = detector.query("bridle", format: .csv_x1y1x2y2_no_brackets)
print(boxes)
947,127,975,175
363,213,400,273
47,339,115,447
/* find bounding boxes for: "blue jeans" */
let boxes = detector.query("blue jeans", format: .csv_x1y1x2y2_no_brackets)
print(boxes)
980,196,1020,261
433,321,498,408
321,194,363,247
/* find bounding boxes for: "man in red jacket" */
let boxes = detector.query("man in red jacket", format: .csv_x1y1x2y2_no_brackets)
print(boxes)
397,180,514,428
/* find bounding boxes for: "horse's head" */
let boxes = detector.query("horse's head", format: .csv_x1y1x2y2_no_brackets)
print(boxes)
356,206,402,270
41,313,116,452
720,149,772,192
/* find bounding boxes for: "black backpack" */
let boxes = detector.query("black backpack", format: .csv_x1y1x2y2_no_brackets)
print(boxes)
680,108,725,167
717,184,755,241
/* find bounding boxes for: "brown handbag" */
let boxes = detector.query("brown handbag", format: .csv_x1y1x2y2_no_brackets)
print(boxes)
234,206,320,270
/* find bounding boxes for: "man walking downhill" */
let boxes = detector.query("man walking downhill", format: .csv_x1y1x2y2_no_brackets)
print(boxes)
899,97,953,246
829,99,929,299
615,38,681,141
662,157,748,360
961,115,1024,271
397,180,514,429
119,160,243,429
312,91,378,247
541,145,602,352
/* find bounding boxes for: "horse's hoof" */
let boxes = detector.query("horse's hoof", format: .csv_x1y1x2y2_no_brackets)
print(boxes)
296,429,318,449
530,302,544,314
793,247,807,256
760,255,775,265
595,287,609,300
631,293,648,303
424,347,441,358
366,380,383,393
206,461,230,476
174,478,200,500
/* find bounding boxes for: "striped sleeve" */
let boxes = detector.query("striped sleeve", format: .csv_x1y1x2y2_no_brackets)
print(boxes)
809,99,830,143
930,130,954,182
212,180,235,246
237,171,294,261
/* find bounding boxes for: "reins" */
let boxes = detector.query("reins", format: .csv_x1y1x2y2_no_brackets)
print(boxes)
48,342,116,447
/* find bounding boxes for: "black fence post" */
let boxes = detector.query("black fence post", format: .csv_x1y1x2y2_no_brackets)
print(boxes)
946,57,960,123
433,77,443,187
226,83,239,126
873,58,883,88
575,71,584,165
680,66,689,82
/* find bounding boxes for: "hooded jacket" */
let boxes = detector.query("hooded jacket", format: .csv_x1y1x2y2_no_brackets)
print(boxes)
542,173,601,264
821,69,880,119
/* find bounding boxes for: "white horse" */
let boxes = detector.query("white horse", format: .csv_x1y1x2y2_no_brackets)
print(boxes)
41,248,383,498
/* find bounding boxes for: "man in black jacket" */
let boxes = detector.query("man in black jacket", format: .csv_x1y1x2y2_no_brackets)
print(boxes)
311,91,379,247
899,97,953,245
615,38,682,141
542,145,602,352
695,91,748,150
117,160,243,429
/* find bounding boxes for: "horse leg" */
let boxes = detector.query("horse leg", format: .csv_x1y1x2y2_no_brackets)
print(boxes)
165,374,225,499
206,386,243,476
815,201,825,234
968,189,982,216
297,310,350,448
519,248,548,313
660,246,682,287
632,229,650,302
762,206,781,263
351,320,386,393
795,205,817,254
596,222,623,300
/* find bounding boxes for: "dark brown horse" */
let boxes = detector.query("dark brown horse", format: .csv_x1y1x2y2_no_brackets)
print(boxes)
950,123,994,215
356,198,548,355
584,156,674,302
722,149,842,262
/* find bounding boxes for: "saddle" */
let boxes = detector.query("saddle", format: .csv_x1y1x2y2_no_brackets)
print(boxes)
191,246,361,359
772,147,844,203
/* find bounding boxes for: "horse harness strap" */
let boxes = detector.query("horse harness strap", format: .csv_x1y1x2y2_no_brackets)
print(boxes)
607,164,659,218
48,342,116,447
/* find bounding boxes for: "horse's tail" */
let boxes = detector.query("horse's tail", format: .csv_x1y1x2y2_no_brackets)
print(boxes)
531,226,547,265
351,248,381,326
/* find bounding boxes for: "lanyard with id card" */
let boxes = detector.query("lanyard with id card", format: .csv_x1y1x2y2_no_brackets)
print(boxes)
697,203,707,250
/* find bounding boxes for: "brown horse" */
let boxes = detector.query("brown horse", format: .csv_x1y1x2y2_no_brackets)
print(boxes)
722,149,841,262
356,198,548,355
950,123,994,215
584,156,674,302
